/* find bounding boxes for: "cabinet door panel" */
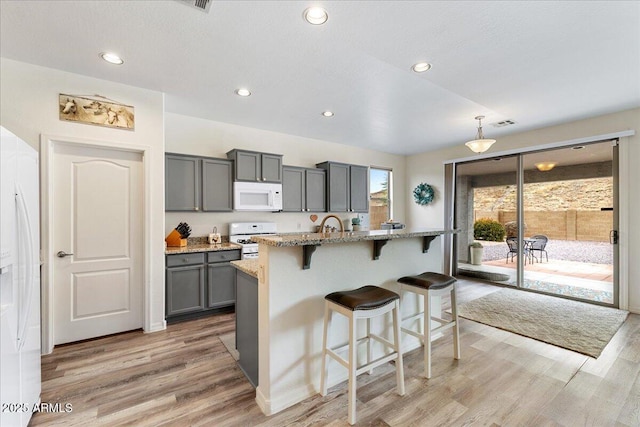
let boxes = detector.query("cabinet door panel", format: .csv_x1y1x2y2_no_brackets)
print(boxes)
261,154,283,182
349,165,369,212
208,263,236,308
166,265,205,316
166,155,200,211
282,167,304,212
305,169,326,212
327,163,349,212
202,159,233,211
235,151,260,182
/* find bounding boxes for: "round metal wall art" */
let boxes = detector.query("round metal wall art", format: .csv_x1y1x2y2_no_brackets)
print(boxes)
413,183,435,205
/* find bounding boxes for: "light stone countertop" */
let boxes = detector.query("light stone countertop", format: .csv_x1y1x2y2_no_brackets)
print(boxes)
252,228,457,247
165,242,242,255
230,259,259,279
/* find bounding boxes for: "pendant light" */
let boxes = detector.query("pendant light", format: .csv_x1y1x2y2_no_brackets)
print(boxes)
465,115,496,153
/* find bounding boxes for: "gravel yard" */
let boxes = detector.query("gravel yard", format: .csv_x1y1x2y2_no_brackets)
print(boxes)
479,239,613,265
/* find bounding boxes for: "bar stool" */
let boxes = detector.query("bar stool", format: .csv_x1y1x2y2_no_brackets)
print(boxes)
397,272,460,378
320,285,405,425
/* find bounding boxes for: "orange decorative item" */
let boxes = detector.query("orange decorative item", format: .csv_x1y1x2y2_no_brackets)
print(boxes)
310,214,318,222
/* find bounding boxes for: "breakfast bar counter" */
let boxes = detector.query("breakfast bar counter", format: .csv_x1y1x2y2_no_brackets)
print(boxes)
253,228,450,247
249,228,456,416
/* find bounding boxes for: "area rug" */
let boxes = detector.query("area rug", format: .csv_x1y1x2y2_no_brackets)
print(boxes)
219,332,239,361
458,288,628,358
521,280,613,304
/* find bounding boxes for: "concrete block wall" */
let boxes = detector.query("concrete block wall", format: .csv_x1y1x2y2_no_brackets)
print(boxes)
474,210,612,242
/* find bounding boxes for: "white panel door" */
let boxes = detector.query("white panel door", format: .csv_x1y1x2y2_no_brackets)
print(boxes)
53,143,143,345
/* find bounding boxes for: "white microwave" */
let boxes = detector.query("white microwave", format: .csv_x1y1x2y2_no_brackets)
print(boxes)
233,182,283,211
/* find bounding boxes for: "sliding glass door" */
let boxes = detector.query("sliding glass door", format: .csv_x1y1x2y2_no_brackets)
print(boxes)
521,142,616,305
451,140,619,308
454,155,518,284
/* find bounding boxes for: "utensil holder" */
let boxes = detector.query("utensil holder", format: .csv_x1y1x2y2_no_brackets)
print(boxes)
165,229,187,247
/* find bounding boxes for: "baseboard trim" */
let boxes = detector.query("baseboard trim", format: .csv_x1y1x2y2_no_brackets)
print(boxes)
145,320,166,333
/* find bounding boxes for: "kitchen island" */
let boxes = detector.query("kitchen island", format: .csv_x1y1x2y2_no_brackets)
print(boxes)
249,228,456,416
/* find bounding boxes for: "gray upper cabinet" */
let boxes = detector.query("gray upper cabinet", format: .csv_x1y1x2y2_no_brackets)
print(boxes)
202,158,233,212
166,154,201,211
282,166,326,212
348,165,369,212
165,153,232,212
227,149,283,183
282,166,305,212
316,161,369,213
305,168,326,212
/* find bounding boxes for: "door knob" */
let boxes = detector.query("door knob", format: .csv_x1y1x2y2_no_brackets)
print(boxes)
57,251,74,258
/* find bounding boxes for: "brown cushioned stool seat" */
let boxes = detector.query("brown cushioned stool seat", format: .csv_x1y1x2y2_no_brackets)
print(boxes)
398,272,456,290
325,285,399,311
320,285,405,425
397,271,460,379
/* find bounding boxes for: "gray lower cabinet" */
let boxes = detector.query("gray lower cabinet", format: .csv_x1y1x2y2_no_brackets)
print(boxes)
166,250,240,320
316,161,369,213
282,166,326,212
227,149,283,183
165,153,233,212
207,251,238,308
235,269,258,387
166,253,206,316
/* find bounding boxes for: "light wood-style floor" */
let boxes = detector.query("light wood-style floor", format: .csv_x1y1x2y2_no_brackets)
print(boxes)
31,279,640,426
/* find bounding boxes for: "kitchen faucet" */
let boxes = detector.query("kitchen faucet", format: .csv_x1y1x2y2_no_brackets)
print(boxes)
318,214,344,233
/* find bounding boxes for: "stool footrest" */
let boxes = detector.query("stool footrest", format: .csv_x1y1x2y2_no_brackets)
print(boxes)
401,327,424,341
369,333,394,350
432,321,456,335
355,352,399,376
402,311,425,324
431,316,453,325
326,348,350,369
329,336,370,355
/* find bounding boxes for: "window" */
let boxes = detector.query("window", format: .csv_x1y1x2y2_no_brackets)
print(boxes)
370,167,392,230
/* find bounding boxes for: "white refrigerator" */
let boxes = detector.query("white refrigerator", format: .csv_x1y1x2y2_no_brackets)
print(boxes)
1,126,41,427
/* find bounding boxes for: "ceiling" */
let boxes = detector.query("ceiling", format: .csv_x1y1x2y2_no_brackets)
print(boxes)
1,1,638,155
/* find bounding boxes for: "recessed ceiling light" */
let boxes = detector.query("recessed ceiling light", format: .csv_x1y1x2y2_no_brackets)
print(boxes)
411,62,432,73
235,88,251,97
303,7,328,25
100,52,124,65
321,111,334,117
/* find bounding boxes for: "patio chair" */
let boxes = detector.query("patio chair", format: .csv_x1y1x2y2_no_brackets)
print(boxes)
506,237,531,264
529,235,549,262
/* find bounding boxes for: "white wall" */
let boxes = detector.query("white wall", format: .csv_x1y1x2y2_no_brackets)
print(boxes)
165,112,406,236
406,108,640,313
0,58,167,342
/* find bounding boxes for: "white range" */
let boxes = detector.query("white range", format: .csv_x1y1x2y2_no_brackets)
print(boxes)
229,222,277,259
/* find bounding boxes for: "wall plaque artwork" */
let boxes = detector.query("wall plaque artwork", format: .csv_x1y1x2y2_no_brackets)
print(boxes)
59,94,134,130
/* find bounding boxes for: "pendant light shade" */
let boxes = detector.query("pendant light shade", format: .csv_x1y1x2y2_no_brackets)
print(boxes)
465,116,496,153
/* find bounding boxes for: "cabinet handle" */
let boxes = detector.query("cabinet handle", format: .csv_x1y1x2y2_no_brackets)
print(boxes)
262,177,267,181
194,207,199,211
